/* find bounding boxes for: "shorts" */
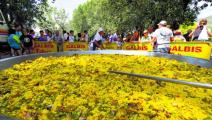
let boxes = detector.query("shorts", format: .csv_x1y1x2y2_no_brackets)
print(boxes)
11,47,21,51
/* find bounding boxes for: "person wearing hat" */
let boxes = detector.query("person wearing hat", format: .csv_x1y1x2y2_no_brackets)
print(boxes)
90,28,104,50
151,20,174,53
189,19,212,41
140,30,151,43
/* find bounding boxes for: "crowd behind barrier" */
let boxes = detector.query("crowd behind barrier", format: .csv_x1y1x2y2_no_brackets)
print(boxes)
31,40,212,60
5,19,212,60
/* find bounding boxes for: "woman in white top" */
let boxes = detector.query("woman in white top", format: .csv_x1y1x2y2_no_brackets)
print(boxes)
189,19,212,41
140,30,151,43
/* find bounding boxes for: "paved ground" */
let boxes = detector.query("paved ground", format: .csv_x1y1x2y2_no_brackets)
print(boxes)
0,52,11,59
0,115,15,120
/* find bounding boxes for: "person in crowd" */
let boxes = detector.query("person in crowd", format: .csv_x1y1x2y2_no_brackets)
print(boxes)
183,29,192,42
151,20,174,53
110,31,119,42
130,26,139,42
101,32,107,43
124,32,132,42
15,24,22,37
20,29,34,54
68,30,75,42
63,30,68,41
90,28,104,50
189,19,212,41
84,30,89,42
108,32,113,42
46,30,53,41
117,35,124,50
140,30,151,43
173,30,186,42
8,29,22,56
29,29,36,39
148,26,157,50
77,33,81,42
52,30,63,52
121,32,125,40
38,30,48,41
147,26,154,38
80,32,86,42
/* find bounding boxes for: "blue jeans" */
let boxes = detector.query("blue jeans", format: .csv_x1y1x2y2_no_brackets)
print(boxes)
159,47,170,53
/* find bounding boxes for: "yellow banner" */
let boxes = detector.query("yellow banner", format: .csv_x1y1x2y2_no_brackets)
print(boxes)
33,41,57,53
63,42,88,51
32,41,211,60
209,42,212,50
103,43,119,50
170,42,211,60
122,42,153,51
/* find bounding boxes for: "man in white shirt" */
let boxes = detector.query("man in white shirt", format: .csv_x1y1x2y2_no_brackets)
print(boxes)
68,30,75,42
91,28,104,50
151,20,173,53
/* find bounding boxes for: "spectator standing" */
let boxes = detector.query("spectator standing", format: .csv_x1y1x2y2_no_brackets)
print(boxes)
189,19,212,41
15,24,22,37
20,29,34,54
117,35,124,49
29,29,36,39
77,33,81,42
38,30,48,41
140,30,151,42
52,30,63,52
173,30,186,42
81,32,85,41
151,20,174,53
46,31,53,41
84,30,89,42
63,30,68,41
110,31,118,42
130,26,139,42
124,32,132,42
8,29,22,56
68,30,75,42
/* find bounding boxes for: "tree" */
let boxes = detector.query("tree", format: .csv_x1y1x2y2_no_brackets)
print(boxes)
71,0,212,34
0,0,51,27
54,9,69,31
36,7,70,31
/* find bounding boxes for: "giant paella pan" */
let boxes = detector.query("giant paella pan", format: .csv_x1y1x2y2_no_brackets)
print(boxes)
0,50,212,120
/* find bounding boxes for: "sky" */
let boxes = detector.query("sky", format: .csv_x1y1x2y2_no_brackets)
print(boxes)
51,0,88,19
51,0,212,20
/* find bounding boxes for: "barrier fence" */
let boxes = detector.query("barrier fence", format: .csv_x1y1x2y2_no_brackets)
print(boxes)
32,41,212,60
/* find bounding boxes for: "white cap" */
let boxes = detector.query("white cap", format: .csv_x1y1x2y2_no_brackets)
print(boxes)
98,27,104,32
158,20,167,26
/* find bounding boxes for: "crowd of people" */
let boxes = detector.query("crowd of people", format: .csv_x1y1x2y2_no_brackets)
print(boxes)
7,18,212,56
90,19,212,52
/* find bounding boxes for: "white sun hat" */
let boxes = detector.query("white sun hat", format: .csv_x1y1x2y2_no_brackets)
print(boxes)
158,20,167,26
97,27,104,32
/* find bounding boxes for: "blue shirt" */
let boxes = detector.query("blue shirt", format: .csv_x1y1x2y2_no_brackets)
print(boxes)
8,34,21,49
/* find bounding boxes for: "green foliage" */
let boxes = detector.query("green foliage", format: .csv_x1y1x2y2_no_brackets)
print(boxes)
179,23,197,34
37,6,70,31
71,0,212,35
0,0,50,27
